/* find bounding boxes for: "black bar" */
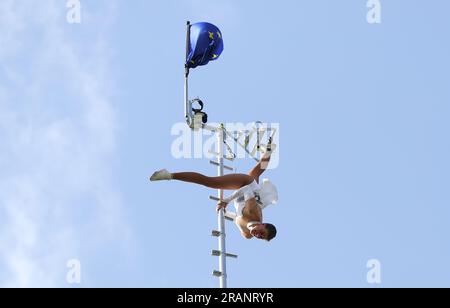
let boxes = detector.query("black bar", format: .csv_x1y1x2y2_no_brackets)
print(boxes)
185,21,191,76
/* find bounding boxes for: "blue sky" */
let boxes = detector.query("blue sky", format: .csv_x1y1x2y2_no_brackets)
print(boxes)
0,0,449,287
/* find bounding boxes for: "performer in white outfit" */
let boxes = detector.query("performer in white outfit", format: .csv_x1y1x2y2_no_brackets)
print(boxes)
150,146,278,241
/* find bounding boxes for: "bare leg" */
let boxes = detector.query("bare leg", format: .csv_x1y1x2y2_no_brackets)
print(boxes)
248,150,273,183
172,172,254,190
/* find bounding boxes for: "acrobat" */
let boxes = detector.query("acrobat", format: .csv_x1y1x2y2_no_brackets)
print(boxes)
150,146,278,242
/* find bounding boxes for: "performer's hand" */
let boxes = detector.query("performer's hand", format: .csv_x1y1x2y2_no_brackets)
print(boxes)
216,201,228,212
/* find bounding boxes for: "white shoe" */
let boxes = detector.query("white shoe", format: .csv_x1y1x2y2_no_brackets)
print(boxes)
150,169,173,181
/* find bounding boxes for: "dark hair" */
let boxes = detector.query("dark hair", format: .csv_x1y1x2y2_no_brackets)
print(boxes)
265,223,277,241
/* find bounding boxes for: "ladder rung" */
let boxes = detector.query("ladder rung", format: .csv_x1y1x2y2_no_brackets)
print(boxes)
224,215,234,222
224,212,236,221
212,270,222,277
209,161,233,171
211,250,238,259
209,196,221,201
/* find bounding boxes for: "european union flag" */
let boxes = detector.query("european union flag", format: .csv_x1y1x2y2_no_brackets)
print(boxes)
186,22,224,69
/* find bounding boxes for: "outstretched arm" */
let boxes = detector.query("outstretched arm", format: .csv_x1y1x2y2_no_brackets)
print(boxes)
216,185,255,211
223,185,254,203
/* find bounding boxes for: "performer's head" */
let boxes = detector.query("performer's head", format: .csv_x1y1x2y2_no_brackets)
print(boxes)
250,223,277,241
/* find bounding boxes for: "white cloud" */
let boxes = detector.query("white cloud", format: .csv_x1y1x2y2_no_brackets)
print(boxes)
0,0,132,287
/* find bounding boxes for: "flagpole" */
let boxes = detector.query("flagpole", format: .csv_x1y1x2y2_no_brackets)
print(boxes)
216,125,228,288
184,21,191,126
182,22,235,288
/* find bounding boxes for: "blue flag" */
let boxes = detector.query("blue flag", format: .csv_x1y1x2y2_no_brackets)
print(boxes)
186,22,224,69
